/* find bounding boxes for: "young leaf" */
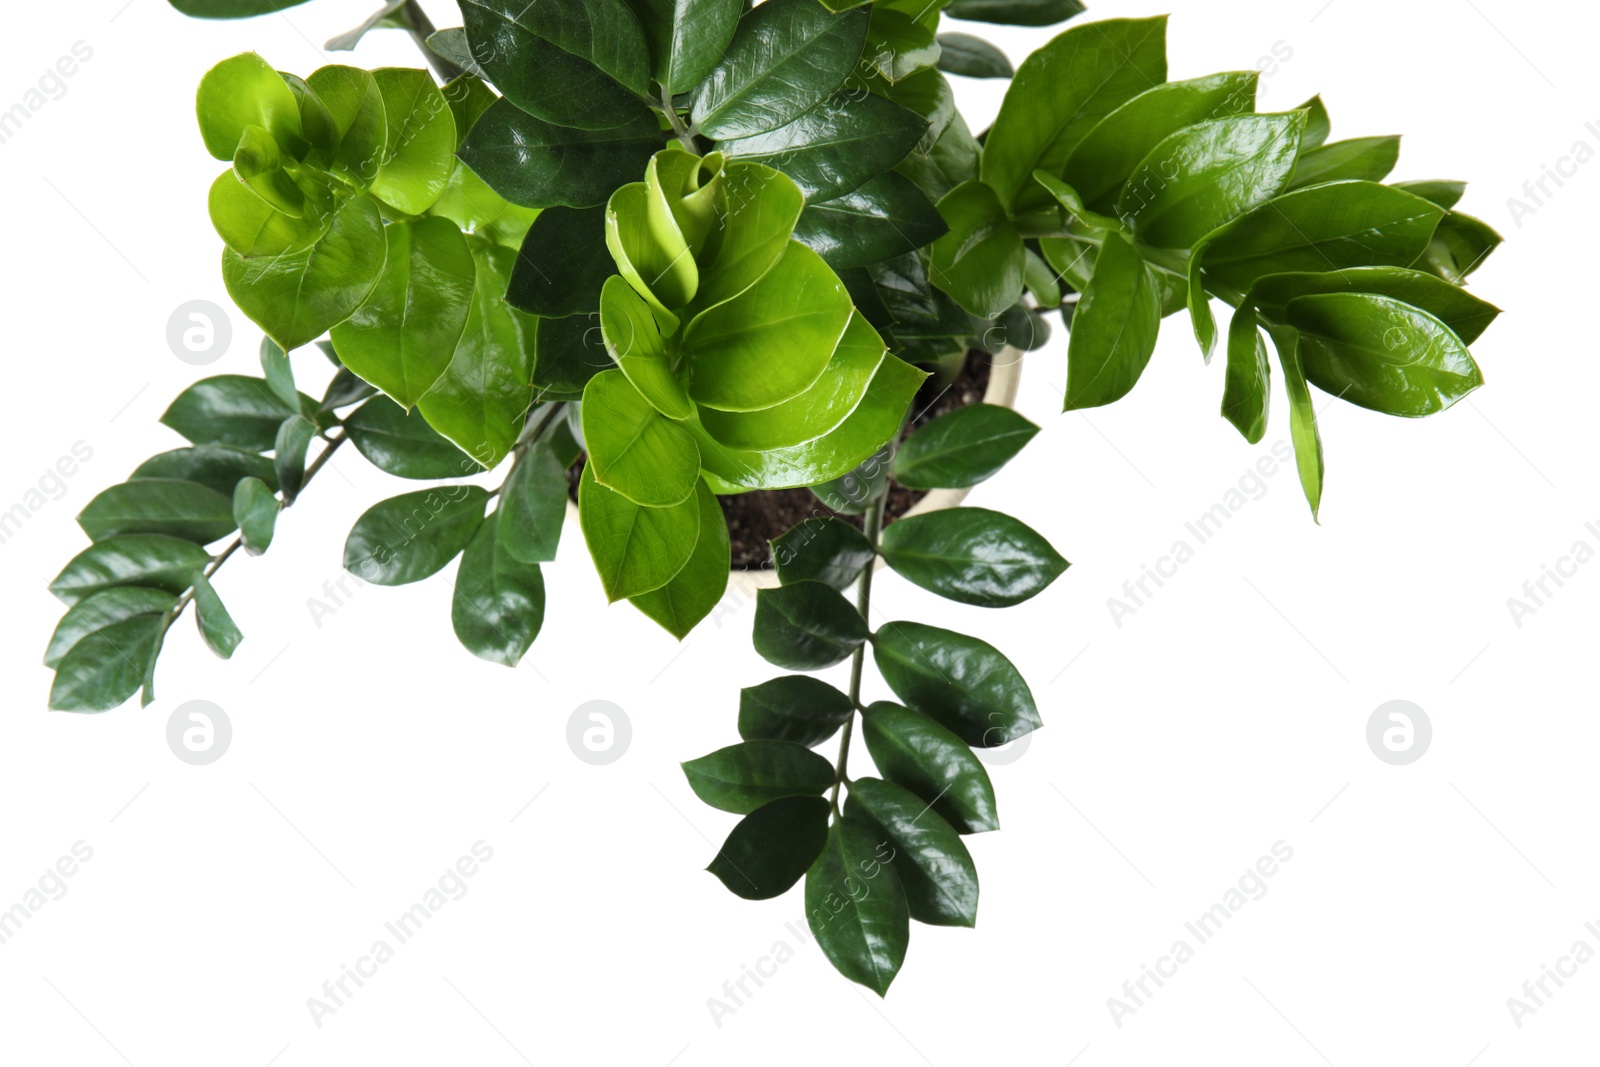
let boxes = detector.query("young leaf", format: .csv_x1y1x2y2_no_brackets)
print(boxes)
873,621,1041,746
928,179,1025,319
753,581,869,669
50,536,210,606
859,701,999,832
689,162,806,312
78,480,237,545
451,520,546,666
191,572,243,659
343,486,490,585
845,777,978,926
682,739,836,813
578,463,701,601
630,481,731,639
879,507,1068,608
738,675,855,747
892,403,1039,489
233,477,279,555
1221,305,1271,443
195,52,303,161
805,815,909,996
771,517,876,591
1064,231,1160,410
582,371,701,508
709,795,832,900
599,276,697,420
1271,326,1325,521
367,69,457,214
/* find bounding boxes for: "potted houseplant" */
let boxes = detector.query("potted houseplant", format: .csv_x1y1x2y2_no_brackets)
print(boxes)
43,0,1499,995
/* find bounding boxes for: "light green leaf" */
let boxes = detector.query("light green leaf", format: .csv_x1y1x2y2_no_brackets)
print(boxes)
1065,231,1160,409
928,179,1024,319
1221,305,1270,443
582,370,701,507
1271,326,1324,521
629,480,730,638
577,462,701,600
196,52,302,161
599,275,695,420
689,162,807,313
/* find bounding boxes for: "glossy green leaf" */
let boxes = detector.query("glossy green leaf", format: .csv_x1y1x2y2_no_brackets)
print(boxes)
207,170,327,258
45,588,176,670
1222,305,1270,443
1273,326,1324,521
344,396,480,479
1246,267,1500,345
598,276,694,420
364,69,458,214
1065,231,1160,409
459,0,652,128
865,7,940,82
1063,72,1260,210
1393,179,1465,210
196,53,302,161
223,194,387,353
1117,113,1305,250
895,108,982,202
459,99,662,209
257,338,297,412
879,507,1066,607
805,814,909,996
329,216,477,409
582,371,701,507
685,242,853,410
191,572,242,659
273,414,316,501
416,241,538,469
771,516,876,590
709,795,832,900
690,162,806,314
171,0,311,15
635,0,745,93
577,463,700,600
497,442,568,565
161,375,304,452
944,0,1084,25
1285,292,1484,417
874,621,1040,746
533,313,611,401
1421,210,1501,283
738,675,855,747
1288,135,1400,191
795,172,947,270
233,477,279,555
1031,171,1127,233
981,16,1167,212
753,580,868,669
892,403,1037,490
50,536,210,606
935,32,1012,78
78,480,236,545
48,615,165,713
1196,180,1446,294
928,179,1024,319
629,480,730,638
1298,94,1330,151
303,66,387,186
683,739,836,813
507,207,613,317
343,486,490,585
690,0,870,140
715,92,928,203
452,519,546,666
859,701,998,832
876,66,954,155
133,445,277,498
604,182,690,329
845,777,977,926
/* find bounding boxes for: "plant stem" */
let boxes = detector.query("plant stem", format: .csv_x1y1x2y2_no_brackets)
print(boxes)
661,91,698,153
829,493,887,818
401,0,465,81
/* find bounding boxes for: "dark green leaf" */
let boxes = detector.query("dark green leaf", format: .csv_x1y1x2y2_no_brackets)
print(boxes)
683,739,836,813
1421,210,1501,283
753,580,869,669
233,477,279,555
771,517,876,591
48,615,164,713
805,814,909,996
426,29,487,78
1392,179,1465,210
507,206,614,317
859,701,998,832
452,519,546,666
845,777,977,926
1065,231,1161,409
320,367,377,414
1246,266,1500,345
344,396,481,479
1298,94,1330,150
864,7,940,82
458,99,662,209
78,480,236,545
161,375,304,452
630,481,730,639
879,507,1066,607
928,179,1024,318
935,32,1012,78
343,486,490,585
497,442,568,564
892,403,1038,489
170,0,310,15
50,536,209,605
873,621,1040,746
944,0,1084,26
132,445,278,497
1222,305,1270,443
259,337,298,410
794,172,947,269
577,463,700,601
533,313,612,401
690,0,870,140
709,795,832,900
191,572,242,659
45,588,175,669
634,0,745,94
274,415,316,502
1288,136,1401,191
738,675,855,747
1272,326,1324,521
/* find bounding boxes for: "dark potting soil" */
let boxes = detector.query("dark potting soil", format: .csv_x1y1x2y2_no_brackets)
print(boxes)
567,350,996,569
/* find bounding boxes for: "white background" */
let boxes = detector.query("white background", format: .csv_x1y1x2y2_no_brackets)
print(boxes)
1,0,1594,1063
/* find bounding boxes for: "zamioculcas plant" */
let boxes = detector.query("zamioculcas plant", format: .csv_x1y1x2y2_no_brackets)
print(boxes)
45,0,1500,993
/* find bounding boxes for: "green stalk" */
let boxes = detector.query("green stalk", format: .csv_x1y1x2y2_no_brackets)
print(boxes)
829,493,887,819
